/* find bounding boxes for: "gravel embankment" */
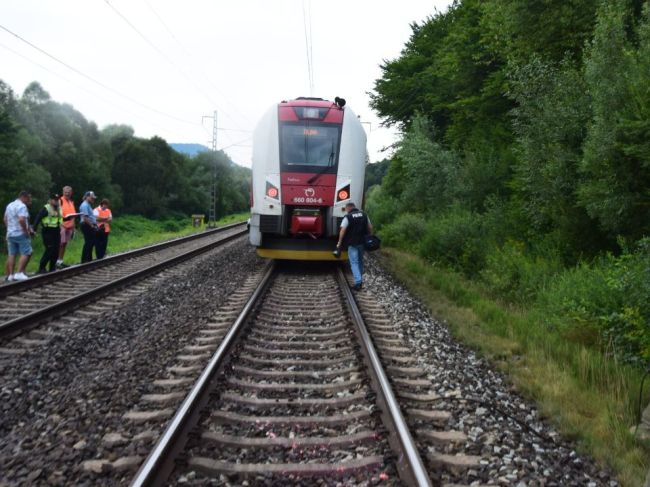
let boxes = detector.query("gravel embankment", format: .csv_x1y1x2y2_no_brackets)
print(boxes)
364,255,618,486
0,244,619,486
0,238,265,486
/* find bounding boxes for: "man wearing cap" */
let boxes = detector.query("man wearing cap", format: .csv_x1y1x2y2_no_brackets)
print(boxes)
33,194,64,273
79,191,98,263
57,185,76,268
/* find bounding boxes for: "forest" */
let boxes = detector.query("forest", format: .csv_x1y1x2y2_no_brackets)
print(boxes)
368,0,650,366
0,80,250,226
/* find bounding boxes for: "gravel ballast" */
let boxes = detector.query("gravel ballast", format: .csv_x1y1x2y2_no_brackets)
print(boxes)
0,243,620,486
363,255,618,486
0,238,265,486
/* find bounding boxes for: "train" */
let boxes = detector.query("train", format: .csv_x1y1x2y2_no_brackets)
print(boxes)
248,97,367,260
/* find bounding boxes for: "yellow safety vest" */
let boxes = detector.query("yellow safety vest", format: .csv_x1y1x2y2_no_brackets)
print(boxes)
42,203,63,228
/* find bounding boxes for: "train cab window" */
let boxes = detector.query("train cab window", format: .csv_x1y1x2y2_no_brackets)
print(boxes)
280,123,341,172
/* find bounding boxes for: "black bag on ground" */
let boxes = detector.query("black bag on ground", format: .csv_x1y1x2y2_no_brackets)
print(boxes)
364,235,381,251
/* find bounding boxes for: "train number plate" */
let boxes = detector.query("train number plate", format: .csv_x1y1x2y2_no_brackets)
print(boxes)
292,196,323,204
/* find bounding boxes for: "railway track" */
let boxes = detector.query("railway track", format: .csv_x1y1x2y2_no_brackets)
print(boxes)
130,263,433,486
0,222,247,341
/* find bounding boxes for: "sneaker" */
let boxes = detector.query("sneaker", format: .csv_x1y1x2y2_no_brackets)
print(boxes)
12,272,29,281
56,262,69,269
4,275,14,283
352,283,363,291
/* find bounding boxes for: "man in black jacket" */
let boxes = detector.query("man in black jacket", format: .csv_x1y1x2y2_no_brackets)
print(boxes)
335,202,373,290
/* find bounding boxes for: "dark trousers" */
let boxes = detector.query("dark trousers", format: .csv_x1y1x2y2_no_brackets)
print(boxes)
81,224,97,263
95,229,109,259
39,227,61,272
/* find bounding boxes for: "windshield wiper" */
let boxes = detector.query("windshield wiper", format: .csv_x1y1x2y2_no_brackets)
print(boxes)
308,144,335,185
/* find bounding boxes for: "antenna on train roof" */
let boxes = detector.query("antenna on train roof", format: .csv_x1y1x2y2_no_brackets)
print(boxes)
334,97,346,108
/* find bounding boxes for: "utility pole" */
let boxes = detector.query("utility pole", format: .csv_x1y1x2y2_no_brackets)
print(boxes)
202,111,217,228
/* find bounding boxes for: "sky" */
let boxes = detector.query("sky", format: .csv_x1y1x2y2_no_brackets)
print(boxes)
0,0,451,167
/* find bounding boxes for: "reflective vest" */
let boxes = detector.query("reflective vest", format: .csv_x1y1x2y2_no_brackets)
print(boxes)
42,203,62,228
94,207,112,233
60,197,76,229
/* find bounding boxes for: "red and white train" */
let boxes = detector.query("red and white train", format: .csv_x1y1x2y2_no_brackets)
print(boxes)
249,97,367,260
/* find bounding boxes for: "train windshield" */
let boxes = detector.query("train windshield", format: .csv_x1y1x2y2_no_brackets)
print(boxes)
280,122,341,172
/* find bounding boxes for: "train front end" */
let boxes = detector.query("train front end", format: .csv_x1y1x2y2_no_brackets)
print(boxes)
249,97,367,260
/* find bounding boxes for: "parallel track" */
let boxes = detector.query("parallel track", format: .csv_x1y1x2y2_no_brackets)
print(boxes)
0,223,247,340
130,263,432,486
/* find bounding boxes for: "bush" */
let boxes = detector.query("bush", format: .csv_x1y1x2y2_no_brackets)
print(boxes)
538,239,650,363
110,215,157,236
480,240,563,304
379,213,427,252
110,215,189,236
418,207,487,276
161,219,184,232
365,185,401,229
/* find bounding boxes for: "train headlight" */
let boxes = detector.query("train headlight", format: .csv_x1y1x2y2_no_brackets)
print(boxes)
266,182,279,199
336,185,350,202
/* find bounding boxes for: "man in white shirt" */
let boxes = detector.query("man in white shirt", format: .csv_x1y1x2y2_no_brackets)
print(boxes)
4,190,34,281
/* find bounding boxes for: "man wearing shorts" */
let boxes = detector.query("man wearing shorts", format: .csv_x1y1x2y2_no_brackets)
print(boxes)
4,190,34,282
58,185,76,268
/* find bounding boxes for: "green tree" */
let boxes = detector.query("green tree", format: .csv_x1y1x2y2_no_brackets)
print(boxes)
508,57,601,255
370,0,512,153
0,82,51,208
480,0,599,64
391,114,463,214
364,158,390,192
579,0,650,239
194,151,250,219
0,78,250,222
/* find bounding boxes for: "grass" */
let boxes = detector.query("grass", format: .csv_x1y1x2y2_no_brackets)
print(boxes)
2,212,249,275
379,248,650,486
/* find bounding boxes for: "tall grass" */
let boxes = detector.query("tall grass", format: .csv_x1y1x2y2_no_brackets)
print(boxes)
1,212,249,275
381,249,650,486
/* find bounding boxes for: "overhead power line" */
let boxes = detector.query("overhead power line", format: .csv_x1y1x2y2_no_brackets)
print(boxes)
301,0,315,95
104,0,238,146
220,136,253,151
308,0,314,93
0,40,171,133
142,0,254,129
0,23,199,127
103,0,215,104
217,128,252,133
104,0,247,146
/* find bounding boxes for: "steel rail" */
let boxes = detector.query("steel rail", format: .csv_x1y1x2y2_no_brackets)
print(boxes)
0,227,248,339
130,261,276,487
336,267,432,487
0,221,246,299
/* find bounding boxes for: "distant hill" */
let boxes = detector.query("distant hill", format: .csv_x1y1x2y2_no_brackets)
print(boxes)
170,143,210,157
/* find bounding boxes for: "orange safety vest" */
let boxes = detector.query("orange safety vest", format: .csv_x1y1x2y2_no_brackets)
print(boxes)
95,207,112,233
60,197,76,229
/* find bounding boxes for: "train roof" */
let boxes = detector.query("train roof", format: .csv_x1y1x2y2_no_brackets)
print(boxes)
280,98,335,108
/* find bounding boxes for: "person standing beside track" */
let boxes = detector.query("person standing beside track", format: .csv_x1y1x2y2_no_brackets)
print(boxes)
93,199,112,259
4,190,34,282
335,202,373,290
79,191,98,264
33,194,64,274
57,185,76,269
